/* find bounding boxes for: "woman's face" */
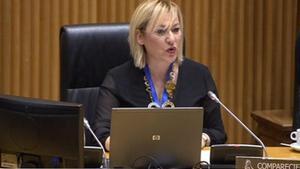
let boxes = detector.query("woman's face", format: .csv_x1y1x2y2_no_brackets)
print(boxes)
137,12,182,66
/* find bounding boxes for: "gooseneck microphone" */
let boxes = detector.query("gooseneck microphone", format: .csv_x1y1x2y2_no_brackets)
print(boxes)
207,91,268,157
83,118,109,168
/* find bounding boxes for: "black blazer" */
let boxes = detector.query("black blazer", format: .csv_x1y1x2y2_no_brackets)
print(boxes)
93,58,227,146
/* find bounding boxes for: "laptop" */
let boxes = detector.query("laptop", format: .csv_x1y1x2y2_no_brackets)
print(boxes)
109,107,204,168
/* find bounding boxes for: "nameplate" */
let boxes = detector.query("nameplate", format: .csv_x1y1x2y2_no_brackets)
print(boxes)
236,156,300,169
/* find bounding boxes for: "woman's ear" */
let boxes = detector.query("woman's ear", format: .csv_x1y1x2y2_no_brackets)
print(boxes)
136,30,144,45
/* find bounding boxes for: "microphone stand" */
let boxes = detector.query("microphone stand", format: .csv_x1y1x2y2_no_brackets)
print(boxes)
208,91,268,157
83,118,109,168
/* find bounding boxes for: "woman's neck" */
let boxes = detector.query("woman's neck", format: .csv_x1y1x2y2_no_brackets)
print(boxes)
148,63,169,82
146,61,178,100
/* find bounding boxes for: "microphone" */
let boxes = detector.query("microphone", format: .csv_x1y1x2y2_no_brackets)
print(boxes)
83,118,109,168
207,91,268,157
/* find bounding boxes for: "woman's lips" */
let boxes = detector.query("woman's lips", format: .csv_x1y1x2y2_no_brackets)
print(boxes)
167,47,176,54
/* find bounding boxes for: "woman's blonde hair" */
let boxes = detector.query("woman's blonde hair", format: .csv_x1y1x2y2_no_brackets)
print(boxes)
128,0,184,69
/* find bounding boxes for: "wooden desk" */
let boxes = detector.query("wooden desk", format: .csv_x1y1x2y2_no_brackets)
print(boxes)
266,147,300,159
251,109,293,146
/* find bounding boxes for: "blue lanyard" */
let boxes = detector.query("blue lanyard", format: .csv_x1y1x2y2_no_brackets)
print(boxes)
144,63,173,107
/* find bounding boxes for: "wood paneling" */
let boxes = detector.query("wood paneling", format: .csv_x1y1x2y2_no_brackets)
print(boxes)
0,0,298,143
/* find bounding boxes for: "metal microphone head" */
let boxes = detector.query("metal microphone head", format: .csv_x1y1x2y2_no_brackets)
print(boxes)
83,118,90,128
208,91,219,102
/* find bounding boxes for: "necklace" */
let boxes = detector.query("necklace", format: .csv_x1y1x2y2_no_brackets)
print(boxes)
144,63,176,108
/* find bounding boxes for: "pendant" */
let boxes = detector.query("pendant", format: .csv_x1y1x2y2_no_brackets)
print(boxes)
147,102,160,108
162,101,175,108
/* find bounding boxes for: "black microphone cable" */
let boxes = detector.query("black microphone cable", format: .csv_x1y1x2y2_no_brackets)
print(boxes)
132,155,163,169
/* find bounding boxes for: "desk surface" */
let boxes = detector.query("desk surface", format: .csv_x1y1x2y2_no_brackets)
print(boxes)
266,146,300,159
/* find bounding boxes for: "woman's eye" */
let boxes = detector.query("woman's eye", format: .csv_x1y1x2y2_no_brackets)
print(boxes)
155,29,167,35
172,27,180,33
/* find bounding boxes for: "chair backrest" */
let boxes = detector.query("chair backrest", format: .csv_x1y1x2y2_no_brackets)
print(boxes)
294,33,300,129
60,23,131,145
60,23,131,100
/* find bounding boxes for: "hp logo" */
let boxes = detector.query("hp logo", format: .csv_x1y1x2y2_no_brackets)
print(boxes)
152,135,161,141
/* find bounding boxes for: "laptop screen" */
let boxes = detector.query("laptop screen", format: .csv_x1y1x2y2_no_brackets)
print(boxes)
109,107,204,168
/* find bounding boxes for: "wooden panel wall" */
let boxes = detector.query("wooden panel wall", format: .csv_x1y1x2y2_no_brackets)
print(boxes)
0,0,298,143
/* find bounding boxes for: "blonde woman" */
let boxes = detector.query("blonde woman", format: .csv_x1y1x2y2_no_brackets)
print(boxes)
94,0,227,151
